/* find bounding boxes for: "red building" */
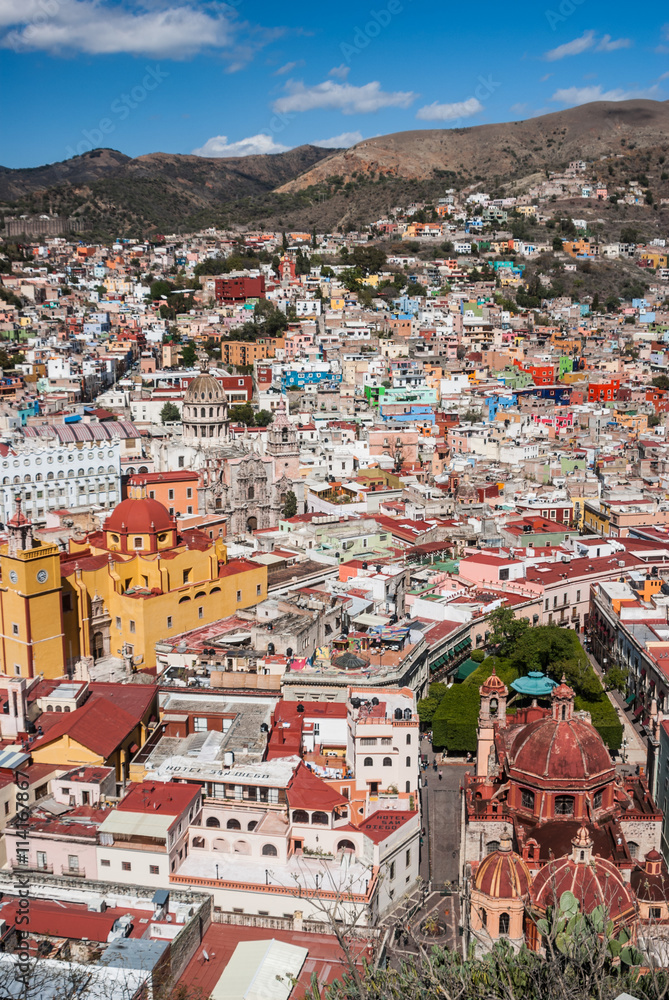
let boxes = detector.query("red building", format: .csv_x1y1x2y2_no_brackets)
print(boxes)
587,378,621,403
214,276,266,303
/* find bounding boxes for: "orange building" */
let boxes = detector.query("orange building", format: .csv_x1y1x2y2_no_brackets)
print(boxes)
127,471,200,517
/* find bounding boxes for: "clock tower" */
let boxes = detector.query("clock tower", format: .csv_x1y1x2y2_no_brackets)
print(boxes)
0,497,65,680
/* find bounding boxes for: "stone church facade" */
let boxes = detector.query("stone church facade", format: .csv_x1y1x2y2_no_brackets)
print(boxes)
151,371,300,536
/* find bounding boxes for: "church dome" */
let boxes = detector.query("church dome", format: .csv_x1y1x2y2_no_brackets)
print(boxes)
531,850,635,921
509,714,613,783
185,371,226,402
104,497,175,535
474,834,531,899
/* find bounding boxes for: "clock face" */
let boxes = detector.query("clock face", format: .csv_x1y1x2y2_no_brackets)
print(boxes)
9,570,18,584
37,569,48,584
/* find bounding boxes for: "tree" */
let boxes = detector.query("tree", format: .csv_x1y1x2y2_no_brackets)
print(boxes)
651,375,669,390
160,402,181,424
254,409,274,427
487,606,529,653
417,682,448,726
282,490,298,518
604,664,629,693
179,342,198,367
350,245,386,275
229,403,255,425
150,279,173,299
0,350,25,370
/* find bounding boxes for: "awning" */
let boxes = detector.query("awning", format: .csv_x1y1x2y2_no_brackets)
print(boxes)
625,693,635,705
456,658,481,681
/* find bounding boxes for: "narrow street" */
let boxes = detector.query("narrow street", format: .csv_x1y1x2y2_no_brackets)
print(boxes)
581,640,648,769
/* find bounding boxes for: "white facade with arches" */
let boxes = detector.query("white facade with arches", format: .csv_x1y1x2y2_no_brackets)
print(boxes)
0,441,122,525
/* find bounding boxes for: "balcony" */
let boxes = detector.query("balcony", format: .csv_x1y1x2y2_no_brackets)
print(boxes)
61,865,85,877
13,860,53,874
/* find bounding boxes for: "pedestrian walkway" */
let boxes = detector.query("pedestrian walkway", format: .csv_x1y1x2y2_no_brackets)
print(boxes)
582,644,647,767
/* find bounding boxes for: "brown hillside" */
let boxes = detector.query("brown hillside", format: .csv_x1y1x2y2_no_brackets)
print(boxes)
277,100,669,192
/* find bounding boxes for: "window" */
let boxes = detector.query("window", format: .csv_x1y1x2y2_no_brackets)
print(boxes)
133,536,143,550
101,859,111,867
11,623,19,636
650,907,662,920
389,861,396,880
262,844,278,856
563,593,568,605
555,795,574,816
256,584,262,596
499,912,510,935
545,598,549,611
168,489,174,500
486,841,500,855
206,817,220,828
122,861,132,871
36,852,47,869
382,757,392,767
406,756,411,767
227,819,241,830
236,590,242,602
576,589,581,602
178,456,185,468
198,606,204,619
187,488,192,499
129,620,136,634
406,734,411,745
405,848,411,867
115,616,121,630
360,738,377,746
312,811,329,825
292,809,308,824
628,841,639,859
167,616,173,629
193,717,208,732
150,865,160,875
183,569,191,585
521,789,535,811
593,790,603,809
68,855,79,871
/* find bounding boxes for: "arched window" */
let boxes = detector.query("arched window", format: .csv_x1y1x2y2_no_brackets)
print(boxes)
521,789,534,811
337,839,356,853
248,485,254,500
192,836,205,848
292,810,309,824
209,407,214,417
201,408,206,418
628,841,639,859
489,697,498,718
262,844,278,856
499,912,510,935
205,817,220,828
486,840,500,855
311,811,329,825
555,795,574,816
247,820,257,831
382,757,392,767
226,818,241,830
363,757,373,767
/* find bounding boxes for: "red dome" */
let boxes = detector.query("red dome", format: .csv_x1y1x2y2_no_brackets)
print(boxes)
480,667,507,695
475,846,531,899
531,854,635,920
104,497,175,535
510,715,613,783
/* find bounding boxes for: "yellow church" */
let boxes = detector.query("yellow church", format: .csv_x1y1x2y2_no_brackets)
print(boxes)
1,495,268,678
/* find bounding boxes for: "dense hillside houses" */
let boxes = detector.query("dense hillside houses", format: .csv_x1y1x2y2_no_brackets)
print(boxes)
1,177,669,995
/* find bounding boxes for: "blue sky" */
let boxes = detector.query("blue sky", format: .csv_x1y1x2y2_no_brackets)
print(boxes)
1,0,667,168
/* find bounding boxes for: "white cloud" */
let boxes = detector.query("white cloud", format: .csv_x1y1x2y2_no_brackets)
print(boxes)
329,64,350,80
596,34,632,52
312,131,363,148
415,97,483,122
544,30,597,61
273,79,417,114
0,0,234,56
192,133,290,158
275,60,302,75
550,84,661,106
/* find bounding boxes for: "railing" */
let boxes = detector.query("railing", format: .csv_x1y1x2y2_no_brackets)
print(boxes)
13,861,53,874
61,865,85,877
